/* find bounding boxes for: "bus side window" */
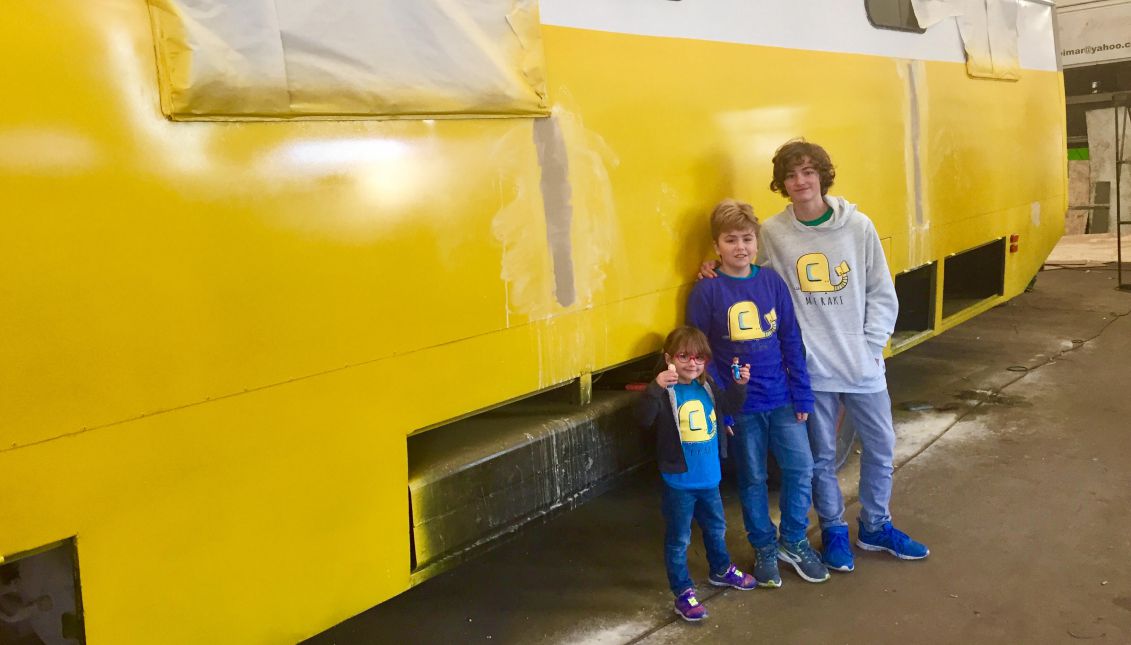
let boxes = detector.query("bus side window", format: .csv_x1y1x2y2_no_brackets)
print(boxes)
865,0,925,33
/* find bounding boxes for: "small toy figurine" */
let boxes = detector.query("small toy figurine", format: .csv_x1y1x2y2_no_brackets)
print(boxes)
731,357,743,381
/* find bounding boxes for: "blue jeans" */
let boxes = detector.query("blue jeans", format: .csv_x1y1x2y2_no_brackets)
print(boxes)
731,405,815,546
809,390,896,532
661,484,730,595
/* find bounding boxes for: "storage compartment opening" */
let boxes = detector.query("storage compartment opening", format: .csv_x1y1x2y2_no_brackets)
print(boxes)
0,540,85,645
942,239,1006,319
892,261,937,346
406,356,656,580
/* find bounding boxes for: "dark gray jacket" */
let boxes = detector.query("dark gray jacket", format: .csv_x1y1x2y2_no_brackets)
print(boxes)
634,374,746,474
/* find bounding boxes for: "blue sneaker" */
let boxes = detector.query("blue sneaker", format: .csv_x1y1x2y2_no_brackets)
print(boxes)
751,543,782,588
708,564,757,590
821,526,855,572
856,522,929,560
777,538,830,583
673,587,707,622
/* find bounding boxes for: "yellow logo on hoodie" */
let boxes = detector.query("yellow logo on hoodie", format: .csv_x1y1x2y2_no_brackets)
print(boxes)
796,253,851,292
728,301,778,340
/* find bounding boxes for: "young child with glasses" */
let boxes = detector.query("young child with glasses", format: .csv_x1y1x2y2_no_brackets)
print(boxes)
634,325,756,622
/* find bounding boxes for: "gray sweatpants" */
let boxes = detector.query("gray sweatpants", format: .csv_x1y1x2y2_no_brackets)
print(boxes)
809,389,895,532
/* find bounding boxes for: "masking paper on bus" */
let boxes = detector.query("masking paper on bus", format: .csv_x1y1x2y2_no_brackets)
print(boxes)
146,0,550,120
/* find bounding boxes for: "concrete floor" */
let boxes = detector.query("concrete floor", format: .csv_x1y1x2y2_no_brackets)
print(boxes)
306,266,1131,645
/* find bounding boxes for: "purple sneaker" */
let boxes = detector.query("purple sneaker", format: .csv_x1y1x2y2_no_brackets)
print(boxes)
674,588,708,622
708,564,757,590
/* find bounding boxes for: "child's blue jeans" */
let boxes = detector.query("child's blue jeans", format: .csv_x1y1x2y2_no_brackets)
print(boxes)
731,404,815,547
661,483,730,595
809,389,896,532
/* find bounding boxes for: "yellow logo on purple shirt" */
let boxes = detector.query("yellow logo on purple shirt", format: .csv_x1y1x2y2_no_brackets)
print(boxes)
728,301,778,340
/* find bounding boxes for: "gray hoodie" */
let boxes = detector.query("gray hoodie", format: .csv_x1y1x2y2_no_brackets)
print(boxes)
758,196,897,393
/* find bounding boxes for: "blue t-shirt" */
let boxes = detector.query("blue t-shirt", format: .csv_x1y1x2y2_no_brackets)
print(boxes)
661,381,721,490
687,265,814,414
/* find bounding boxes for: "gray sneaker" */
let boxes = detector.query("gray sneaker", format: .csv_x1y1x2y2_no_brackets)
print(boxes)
752,543,782,588
777,538,831,583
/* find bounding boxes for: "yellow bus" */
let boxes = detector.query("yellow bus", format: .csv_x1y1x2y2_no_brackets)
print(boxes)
0,1,1063,643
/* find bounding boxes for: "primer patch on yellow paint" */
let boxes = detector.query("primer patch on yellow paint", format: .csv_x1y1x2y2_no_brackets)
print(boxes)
491,122,558,324
492,106,619,323
553,103,620,310
534,116,576,306
899,59,933,270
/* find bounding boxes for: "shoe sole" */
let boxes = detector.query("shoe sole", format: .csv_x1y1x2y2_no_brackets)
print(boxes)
673,607,706,622
777,551,831,583
825,562,855,572
855,539,930,560
708,578,757,591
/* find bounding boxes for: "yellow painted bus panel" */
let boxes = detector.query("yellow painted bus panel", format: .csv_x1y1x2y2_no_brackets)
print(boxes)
2,367,407,644
1,3,1065,644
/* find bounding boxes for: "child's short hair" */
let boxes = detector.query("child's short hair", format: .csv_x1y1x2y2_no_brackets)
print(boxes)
663,326,713,364
709,199,759,240
769,139,836,198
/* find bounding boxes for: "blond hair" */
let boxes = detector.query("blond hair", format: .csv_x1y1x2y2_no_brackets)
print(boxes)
710,199,760,240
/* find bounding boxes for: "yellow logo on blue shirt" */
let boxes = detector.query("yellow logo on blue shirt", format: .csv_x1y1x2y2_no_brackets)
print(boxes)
728,301,779,340
677,400,717,443
796,253,851,292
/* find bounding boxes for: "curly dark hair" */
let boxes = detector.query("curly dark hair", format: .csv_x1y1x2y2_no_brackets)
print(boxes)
769,139,836,198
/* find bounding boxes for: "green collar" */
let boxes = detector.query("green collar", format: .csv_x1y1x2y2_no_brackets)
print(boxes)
801,206,834,227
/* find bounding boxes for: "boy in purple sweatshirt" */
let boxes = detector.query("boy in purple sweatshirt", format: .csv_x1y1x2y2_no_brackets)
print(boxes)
687,199,829,587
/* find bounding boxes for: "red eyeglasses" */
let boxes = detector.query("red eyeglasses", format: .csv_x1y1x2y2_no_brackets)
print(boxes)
673,352,707,364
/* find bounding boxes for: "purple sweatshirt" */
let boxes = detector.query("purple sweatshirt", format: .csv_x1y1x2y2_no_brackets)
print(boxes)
687,265,814,414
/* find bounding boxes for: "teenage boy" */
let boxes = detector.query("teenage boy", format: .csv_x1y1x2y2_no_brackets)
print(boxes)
702,140,929,572
763,139,929,571
687,199,828,586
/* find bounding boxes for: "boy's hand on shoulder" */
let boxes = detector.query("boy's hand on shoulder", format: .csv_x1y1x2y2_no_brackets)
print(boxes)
735,363,751,385
697,259,721,280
